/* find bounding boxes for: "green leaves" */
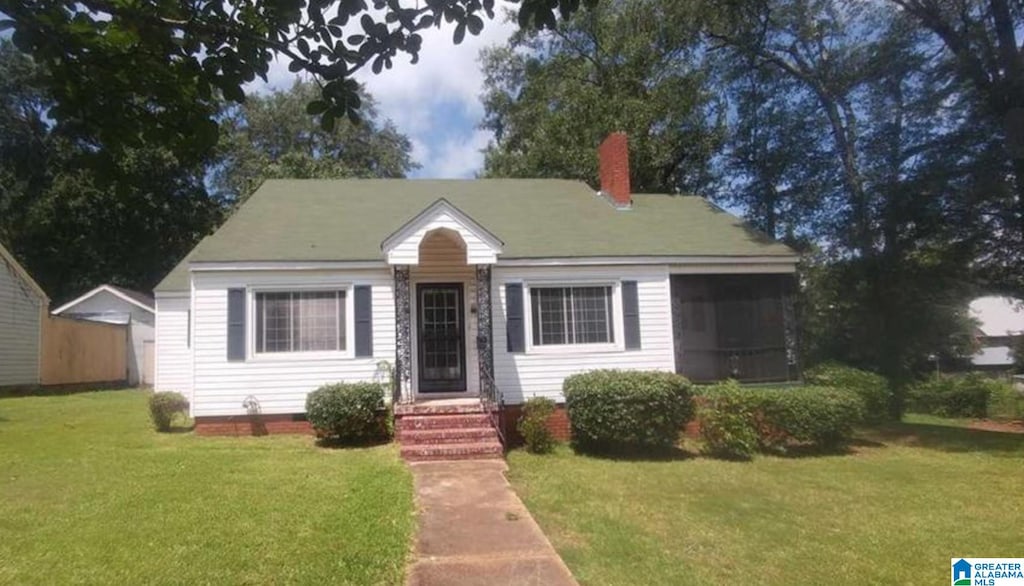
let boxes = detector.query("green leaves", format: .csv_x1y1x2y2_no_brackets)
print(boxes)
212,79,416,204
1,0,594,165
564,370,694,453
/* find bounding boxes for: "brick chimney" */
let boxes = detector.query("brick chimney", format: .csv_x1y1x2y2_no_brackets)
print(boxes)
598,132,631,209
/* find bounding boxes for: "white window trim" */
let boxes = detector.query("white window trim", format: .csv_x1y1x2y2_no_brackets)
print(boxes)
246,283,356,362
523,280,625,355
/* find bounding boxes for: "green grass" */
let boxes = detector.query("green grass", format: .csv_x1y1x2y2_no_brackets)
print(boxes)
507,420,1024,586
0,390,414,585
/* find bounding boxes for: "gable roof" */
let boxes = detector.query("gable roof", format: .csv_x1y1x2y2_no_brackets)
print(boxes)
53,284,155,315
156,179,796,292
0,239,49,302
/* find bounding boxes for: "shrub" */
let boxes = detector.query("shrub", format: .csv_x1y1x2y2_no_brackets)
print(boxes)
694,381,865,455
305,382,390,443
804,362,892,423
149,391,189,432
756,386,865,450
564,370,693,453
913,372,991,417
909,373,1012,419
988,380,1024,420
697,384,759,460
518,397,557,454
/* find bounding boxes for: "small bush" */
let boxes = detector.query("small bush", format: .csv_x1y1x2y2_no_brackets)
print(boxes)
989,380,1024,420
909,373,1014,419
305,382,390,443
805,362,892,423
149,391,189,432
697,385,759,459
564,370,693,453
909,374,986,418
695,381,865,456
756,386,865,450
518,397,557,454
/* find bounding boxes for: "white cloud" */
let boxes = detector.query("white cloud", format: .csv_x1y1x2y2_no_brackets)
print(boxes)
429,129,493,179
249,3,517,178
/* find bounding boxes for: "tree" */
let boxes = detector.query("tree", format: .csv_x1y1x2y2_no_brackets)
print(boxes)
0,0,595,166
889,0,1024,294
0,41,222,302
212,79,417,204
707,0,985,400
480,0,724,194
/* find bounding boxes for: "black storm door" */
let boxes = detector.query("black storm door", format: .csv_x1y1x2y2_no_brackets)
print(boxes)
417,283,466,393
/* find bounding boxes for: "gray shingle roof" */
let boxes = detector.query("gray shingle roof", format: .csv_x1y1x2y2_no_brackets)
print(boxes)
156,179,794,292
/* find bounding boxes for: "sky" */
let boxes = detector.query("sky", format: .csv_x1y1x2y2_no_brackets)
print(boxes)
246,8,519,179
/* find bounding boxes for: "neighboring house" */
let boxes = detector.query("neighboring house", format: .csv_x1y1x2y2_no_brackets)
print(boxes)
969,296,1024,370
154,134,800,444
53,285,156,386
0,240,49,388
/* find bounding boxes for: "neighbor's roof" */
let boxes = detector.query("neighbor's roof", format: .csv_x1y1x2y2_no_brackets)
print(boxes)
53,284,155,315
156,179,795,292
971,345,1014,366
969,296,1024,337
0,239,49,301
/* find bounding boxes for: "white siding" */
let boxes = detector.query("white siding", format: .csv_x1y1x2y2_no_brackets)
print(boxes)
492,265,675,403
410,230,479,395
155,295,192,396
0,258,42,386
61,290,154,385
387,211,498,265
191,269,395,416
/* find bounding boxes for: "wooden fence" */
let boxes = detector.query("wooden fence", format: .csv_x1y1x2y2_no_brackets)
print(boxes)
40,315,128,386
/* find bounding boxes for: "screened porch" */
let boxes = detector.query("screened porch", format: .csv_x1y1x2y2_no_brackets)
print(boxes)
670,274,798,383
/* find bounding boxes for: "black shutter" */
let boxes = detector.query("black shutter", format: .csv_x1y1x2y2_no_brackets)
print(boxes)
227,288,246,361
506,283,525,353
622,280,641,350
354,285,373,357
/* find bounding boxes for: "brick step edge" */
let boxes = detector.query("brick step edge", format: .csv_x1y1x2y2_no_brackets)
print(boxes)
397,427,499,445
400,441,504,461
394,404,486,416
396,414,492,430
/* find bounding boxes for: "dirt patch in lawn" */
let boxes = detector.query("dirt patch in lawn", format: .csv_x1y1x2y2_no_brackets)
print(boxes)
966,419,1024,434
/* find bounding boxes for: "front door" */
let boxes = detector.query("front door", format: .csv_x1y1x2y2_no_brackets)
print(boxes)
417,283,466,393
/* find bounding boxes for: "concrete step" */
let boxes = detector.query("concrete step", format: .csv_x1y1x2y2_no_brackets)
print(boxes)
400,441,504,461
394,402,485,416
396,413,492,430
398,427,499,445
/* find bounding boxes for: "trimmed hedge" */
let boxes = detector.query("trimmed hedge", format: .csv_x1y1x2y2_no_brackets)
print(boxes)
696,381,865,457
305,382,390,443
149,391,189,432
908,373,1016,419
518,397,557,454
564,370,694,453
804,362,892,423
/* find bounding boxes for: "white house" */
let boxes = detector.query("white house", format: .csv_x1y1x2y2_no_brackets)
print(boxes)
154,134,800,455
969,296,1024,370
0,240,48,388
53,285,156,386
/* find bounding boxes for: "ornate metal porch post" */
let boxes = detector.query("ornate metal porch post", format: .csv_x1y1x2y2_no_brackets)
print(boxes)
475,264,494,402
393,265,412,403
782,276,800,381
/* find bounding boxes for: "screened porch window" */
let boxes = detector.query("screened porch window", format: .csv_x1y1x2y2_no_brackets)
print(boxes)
671,274,794,382
530,286,614,346
255,290,346,353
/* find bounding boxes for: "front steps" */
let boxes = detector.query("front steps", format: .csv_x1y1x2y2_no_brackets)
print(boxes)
396,401,503,461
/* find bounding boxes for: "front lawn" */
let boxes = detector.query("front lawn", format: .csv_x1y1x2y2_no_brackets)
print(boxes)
507,420,1024,585
0,390,414,585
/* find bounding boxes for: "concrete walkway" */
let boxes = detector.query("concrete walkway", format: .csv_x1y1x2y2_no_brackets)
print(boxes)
405,460,578,586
